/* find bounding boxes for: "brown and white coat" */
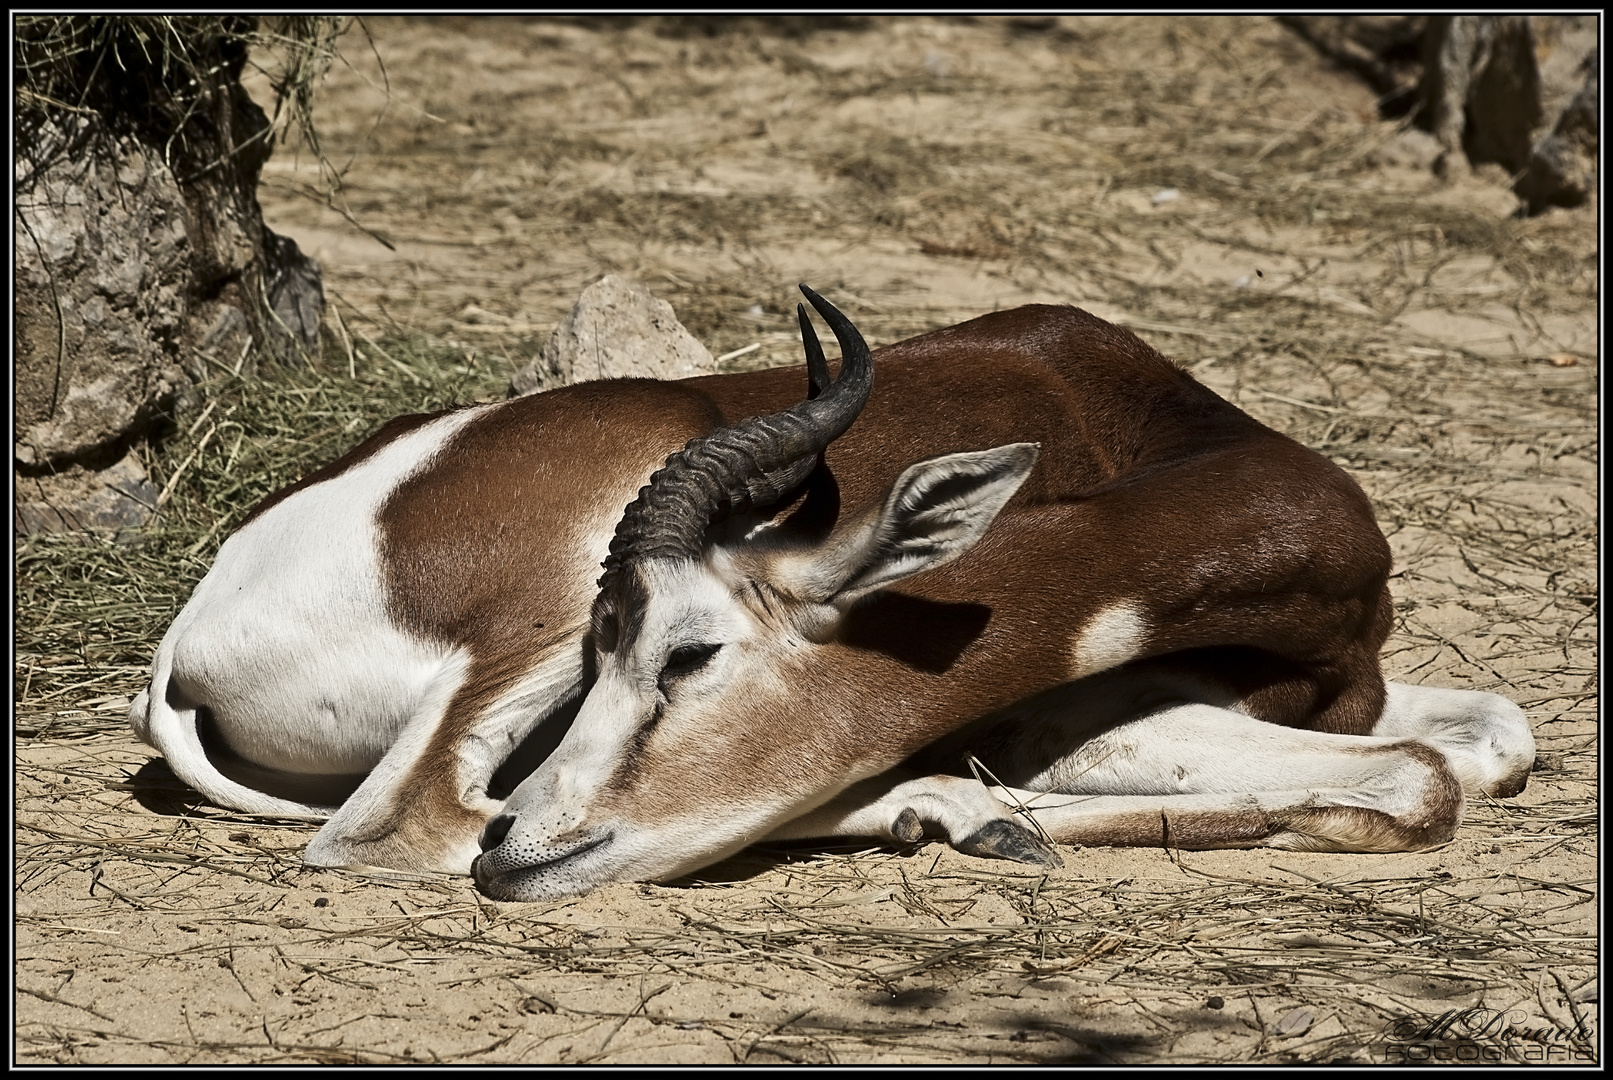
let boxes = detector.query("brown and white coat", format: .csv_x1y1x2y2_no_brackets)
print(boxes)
129,289,1534,899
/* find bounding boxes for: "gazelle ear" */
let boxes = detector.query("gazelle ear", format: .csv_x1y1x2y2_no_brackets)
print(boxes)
782,443,1039,609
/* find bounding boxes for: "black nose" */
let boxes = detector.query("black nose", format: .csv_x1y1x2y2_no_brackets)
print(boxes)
481,814,515,851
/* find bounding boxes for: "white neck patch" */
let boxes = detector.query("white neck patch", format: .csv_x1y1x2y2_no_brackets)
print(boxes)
1069,601,1148,679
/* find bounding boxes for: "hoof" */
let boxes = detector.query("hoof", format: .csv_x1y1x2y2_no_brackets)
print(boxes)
892,807,924,844
1484,766,1531,799
956,818,1063,869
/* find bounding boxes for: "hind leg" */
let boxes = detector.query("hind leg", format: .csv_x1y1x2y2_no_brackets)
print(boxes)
1371,682,1534,797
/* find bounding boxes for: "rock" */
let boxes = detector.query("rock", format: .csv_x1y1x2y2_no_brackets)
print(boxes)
14,18,331,536
509,275,715,395
14,452,160,534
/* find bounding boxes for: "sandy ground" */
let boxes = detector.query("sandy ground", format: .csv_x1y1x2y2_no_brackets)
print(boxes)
16,16,1597,1064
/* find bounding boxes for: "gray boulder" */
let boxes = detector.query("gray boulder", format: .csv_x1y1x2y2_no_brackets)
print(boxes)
509,275,715,396
1514,45,1598,214
14,454,160,535
15,103,324,537
15,119,193,535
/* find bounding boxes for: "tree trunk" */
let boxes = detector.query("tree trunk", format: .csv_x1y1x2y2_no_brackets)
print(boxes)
1279,15,1598,214
15,16,326,535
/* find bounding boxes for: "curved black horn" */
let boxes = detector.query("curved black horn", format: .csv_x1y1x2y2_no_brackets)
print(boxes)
599,285,873,587
800,302,831,400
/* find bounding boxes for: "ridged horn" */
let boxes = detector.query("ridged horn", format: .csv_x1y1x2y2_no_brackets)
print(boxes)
598,285,873,589
801,301,831,400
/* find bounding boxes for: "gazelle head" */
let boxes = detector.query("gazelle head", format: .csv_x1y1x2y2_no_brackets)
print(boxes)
472,286,1038,901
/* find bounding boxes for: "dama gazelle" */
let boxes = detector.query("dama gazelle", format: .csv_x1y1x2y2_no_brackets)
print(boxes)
129,287,1532,899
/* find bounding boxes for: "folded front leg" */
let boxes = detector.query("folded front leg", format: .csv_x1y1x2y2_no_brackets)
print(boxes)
305,651,583,874
995,700,1469,853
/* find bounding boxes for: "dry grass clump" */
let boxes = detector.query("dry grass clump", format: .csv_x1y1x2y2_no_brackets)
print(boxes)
15,15,345,170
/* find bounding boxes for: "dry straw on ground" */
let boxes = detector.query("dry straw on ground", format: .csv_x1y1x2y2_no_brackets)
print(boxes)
16,16,1596,1064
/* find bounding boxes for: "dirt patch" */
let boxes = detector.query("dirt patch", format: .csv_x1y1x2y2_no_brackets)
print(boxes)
16,16,1596,1064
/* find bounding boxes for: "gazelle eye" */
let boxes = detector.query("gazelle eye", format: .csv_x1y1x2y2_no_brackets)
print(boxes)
660,642,721,685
